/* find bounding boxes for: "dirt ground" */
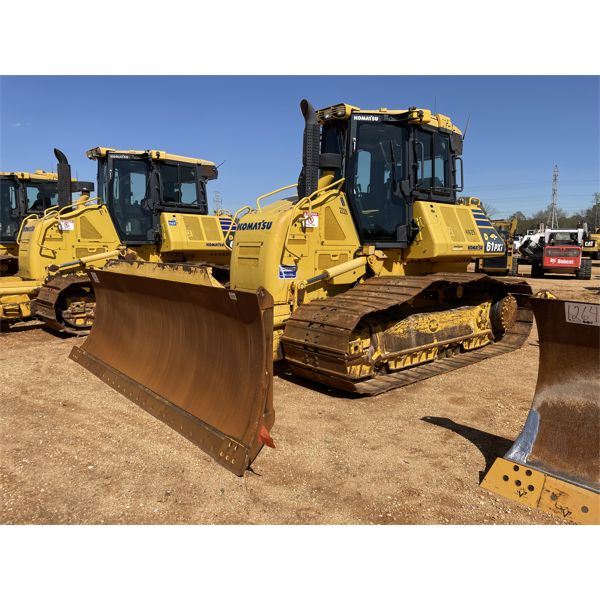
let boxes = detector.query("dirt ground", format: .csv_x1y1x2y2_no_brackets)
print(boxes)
1,262,598,525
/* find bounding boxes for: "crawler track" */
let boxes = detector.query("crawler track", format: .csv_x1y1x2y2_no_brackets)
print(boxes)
282,273,533,395
33,274,94,335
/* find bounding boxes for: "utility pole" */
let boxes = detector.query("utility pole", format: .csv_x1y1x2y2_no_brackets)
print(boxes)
547,165,559,229
213,191,222,214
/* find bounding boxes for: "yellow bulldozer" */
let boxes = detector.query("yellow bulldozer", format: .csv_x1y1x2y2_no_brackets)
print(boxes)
0,147,234,334
72,99,546,476
0,169,93,276
475,217,519,276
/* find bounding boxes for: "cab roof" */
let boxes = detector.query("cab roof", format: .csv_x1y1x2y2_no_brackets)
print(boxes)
317,103,462,136
86,147,216,167
0,170,60,181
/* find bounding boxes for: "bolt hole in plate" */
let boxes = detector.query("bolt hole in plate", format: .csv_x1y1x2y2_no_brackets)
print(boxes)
581,506,589,513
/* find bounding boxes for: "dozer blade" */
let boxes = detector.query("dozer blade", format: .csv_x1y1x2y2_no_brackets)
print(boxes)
70,261,274,476
482,298,600,524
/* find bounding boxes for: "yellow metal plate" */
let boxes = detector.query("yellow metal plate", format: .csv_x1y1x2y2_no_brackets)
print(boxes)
539,477,600,525
482,458,599,524
481,457,544,509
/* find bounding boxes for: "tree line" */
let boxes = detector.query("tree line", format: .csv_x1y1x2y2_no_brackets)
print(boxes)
481,192,600,234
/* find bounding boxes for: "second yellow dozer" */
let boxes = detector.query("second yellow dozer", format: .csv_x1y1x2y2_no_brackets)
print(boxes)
0,168,93,276
0,147,234,333
72,99,541,475
475,217,519,276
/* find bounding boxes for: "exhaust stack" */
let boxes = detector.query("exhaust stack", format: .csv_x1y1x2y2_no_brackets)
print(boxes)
297,99,320,200
54,148,72,208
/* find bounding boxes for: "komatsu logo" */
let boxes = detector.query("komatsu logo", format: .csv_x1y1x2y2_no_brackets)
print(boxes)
238,220,273,231
354,115,380,121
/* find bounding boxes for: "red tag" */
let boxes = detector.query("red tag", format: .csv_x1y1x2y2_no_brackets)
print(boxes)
259,425,275,448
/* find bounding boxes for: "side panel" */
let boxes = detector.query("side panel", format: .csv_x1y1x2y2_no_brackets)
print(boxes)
229,192,363,325
18,203,121,279
404,201,504,264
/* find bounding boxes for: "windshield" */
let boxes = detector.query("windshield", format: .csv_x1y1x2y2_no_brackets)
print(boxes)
0,178,20,241
549,231,579,245
351,120,408,242
110,158,153,242
26,181,59,212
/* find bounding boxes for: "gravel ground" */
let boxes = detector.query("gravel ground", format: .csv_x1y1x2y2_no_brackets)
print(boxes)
1,262,598,524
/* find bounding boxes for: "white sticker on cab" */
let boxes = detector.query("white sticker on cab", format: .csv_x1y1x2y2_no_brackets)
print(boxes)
59,220,75,231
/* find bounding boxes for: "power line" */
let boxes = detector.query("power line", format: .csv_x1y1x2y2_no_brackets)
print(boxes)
467,179,598,189
547,165,559,229
213,191,222,213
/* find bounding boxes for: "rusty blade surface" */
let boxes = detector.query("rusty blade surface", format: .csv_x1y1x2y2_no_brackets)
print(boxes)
70,264,274,476
506,298,600,492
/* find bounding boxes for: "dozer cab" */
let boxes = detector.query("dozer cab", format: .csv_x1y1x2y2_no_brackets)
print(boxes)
72,99,539,475
0,169,92,276
0,147,233,334
475,217,519,276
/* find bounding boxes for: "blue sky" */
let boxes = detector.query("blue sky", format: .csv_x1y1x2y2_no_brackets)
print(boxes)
1,76,598,218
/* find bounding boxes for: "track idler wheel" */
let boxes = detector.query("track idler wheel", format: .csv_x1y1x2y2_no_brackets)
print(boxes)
490,294,518,336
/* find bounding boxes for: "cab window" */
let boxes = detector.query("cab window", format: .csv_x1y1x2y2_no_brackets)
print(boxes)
160,163,200,206
26,182,59,212
351,120,408,242
416,131,450,190
0,179,19,239
110,158,153,242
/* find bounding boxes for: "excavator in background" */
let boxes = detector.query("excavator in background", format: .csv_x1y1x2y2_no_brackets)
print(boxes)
0,147,233,334
582,225,600,260
0,169,93,276
475,217,519,276
481,297,599,524
72,99,541,475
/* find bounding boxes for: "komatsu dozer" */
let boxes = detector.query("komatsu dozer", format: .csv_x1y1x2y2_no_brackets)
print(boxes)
482,298,599,524
475,217,519,276
0,169,92,276
0,147,234,333
72,99,539,475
